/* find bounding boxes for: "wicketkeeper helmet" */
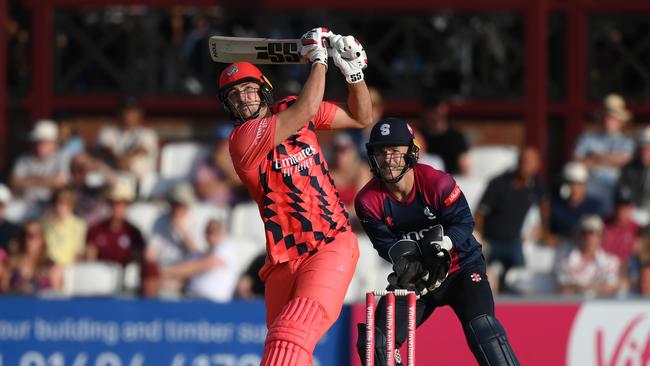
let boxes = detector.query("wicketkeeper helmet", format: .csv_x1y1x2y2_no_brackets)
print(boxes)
366,117,420,183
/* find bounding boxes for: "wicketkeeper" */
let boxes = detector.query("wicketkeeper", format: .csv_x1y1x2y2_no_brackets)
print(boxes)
355,117,520,366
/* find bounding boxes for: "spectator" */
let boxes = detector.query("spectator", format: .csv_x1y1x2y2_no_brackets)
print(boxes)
57,115,85,159
420,94,470,175
474,146,549,291
639,263,650,297
42,188,87,267
573,93,634,216
602,186,639,266
145,183,201,297
2,220,62,294
69,153,112,226
234,252,266,300
0,184,19,254
10,119,69,203
617,126,650,226
0,247,8,293
161,218,239,302
629,232,650,296
96,97,159,182
412,127,445,171
550,161,603,241
193,125,247,206
85,182,145,267
557,215,621,297
329,132,372,211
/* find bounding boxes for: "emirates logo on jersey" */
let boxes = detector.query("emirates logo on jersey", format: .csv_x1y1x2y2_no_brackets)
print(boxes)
273,145,317,176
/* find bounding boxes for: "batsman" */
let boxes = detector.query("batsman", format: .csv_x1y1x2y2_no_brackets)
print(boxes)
216,27,372,365
355,118,520,366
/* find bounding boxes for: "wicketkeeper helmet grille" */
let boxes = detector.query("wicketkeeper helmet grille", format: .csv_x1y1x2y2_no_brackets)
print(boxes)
365,117,420,183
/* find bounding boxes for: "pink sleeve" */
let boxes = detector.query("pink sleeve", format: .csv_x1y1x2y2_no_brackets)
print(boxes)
229,116,276,171
313,101,339,130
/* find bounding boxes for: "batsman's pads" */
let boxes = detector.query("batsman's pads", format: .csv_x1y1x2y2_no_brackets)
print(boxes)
261,297,325,366
420,225,452,289
386,240,430,296
329,34,368,83
356,323,404,366
464,315,520,366
300,27,331,68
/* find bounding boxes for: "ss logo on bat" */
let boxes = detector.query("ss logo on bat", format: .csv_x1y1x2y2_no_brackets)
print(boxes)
255,42,300,63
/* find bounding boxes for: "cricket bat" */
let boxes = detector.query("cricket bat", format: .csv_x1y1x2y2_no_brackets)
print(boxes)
209,36,306,64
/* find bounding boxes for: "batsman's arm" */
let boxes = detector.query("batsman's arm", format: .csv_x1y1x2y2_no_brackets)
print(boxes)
274,64,327,145
330,82,373,129
330,35,372,129
274,28,330,145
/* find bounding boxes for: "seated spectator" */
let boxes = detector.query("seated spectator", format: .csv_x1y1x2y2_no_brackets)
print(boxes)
0,247,8,293
69,153,112,226
161,218,239,302
0,184,19,254
10,119,69,203
557,215,621,297
618,126,650,226
145,183,202,297
474,146,549,292
85,182,145,267
95,97,159,182
1,220,62,294
193,125,247,206
627,231,650,297
329,132,372,211
57,115,85,159
42,187,87,267
550,161,603,241
573,93,634,216
602,187,639,267
639,264,650,297
420,94,470,175
234,252,266,300
412,128,445,171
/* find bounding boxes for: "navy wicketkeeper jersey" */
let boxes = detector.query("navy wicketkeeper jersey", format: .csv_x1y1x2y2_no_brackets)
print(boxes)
355,164,482,273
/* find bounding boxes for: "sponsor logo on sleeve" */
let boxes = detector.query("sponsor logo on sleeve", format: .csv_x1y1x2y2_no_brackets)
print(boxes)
444,184,461,207
254,119,269,145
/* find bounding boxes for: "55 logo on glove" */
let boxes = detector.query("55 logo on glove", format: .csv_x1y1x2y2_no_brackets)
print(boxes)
350,72,364,82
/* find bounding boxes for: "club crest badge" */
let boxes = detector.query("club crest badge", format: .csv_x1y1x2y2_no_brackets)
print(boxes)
471,273,482,282
226,64,239,77
424,207,436,220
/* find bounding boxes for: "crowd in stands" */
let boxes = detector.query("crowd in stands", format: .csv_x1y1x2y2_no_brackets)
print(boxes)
0,91,649,303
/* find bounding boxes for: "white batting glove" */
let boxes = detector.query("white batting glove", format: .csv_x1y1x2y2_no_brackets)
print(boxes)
329,34,368,83
300,27,332,68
